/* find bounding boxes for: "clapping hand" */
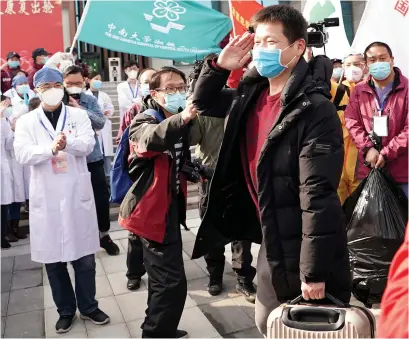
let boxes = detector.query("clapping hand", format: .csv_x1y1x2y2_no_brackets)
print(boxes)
52,132,67,154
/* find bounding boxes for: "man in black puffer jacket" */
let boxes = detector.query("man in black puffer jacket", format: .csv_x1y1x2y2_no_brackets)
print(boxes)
191,5,351,336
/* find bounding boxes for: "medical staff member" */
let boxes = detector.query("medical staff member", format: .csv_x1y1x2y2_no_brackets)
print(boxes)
117,60,142,119
1,98,14,249
4,74,36,119
14,67,110,333
87,71,115,177
63,65,119,256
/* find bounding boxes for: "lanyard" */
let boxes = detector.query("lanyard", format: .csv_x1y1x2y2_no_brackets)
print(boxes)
38,106,67,141
128,82,138,99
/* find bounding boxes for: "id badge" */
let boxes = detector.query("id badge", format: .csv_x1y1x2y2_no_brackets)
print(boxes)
52,152,68,174
373,115,389,137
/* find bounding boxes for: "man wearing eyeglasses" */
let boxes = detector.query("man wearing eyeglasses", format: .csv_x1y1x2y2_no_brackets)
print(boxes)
119,67,197,338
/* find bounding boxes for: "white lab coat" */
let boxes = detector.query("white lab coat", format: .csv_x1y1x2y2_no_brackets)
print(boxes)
5,122,26,203
117,80,142,120
4,88,36,121
87,90,114,157
14,104,100,263
1,118,14,205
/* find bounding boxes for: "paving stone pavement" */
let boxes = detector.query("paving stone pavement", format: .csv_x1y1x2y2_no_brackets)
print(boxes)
2,208,382,338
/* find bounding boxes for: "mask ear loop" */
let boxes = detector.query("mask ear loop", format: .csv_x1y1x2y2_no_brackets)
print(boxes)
280,41,297,68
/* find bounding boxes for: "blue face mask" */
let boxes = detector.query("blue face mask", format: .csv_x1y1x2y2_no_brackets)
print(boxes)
140,84,150,97
369,62,392,81
252,44,295,79
16,84,30,95
332,67,343,80
8,60,20,69
164,92,186,114
91,80,102,89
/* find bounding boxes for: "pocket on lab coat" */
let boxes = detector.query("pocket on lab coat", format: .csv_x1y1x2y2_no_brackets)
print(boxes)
77,173,93,210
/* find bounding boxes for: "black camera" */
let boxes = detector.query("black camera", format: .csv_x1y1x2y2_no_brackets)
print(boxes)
307,18,339,48
181,158,214,183
187,60,204,96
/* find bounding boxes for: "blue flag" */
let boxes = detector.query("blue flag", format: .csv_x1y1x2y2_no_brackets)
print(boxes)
76,0,232,61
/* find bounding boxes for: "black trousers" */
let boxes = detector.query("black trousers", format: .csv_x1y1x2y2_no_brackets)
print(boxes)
140,198,187,337
1,205,9,239
199,181,256,284
87,160,110,233
126,232,146,280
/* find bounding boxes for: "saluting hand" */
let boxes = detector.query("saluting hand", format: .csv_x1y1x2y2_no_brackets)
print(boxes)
0,99,10,117
217,32,254,71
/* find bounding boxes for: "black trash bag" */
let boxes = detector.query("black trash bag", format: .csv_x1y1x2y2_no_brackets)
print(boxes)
344,168,408,307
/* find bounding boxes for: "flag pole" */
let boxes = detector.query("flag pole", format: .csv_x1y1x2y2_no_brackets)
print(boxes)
70,0,92,54
228,0,237,37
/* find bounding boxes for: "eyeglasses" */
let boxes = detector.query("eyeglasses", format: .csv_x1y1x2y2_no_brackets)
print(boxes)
155,86,188,95
37,83,63,91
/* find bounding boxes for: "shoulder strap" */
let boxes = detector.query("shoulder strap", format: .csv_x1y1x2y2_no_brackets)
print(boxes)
333,84,346,110
143,108,164,123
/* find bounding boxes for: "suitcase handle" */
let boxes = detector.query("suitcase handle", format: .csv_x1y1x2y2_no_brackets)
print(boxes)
282,306,346,332
289,293,350,308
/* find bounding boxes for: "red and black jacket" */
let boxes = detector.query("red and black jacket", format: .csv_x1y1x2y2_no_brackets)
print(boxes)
118,101,190,243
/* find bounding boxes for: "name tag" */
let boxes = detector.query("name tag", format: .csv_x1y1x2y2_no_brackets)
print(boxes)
373,115,389,137
52,152,68,174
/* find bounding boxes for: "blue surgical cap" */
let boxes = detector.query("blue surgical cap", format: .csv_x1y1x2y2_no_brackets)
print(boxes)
12,74,29,88
33,67,63,88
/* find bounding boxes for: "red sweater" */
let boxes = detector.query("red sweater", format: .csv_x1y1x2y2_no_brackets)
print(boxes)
241,89,281,209
378,226,408,338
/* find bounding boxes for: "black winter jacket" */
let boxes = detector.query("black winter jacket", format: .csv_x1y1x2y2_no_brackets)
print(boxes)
191,56,351,302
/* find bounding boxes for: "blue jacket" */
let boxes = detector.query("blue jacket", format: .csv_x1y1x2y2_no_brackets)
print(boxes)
78,92,106,163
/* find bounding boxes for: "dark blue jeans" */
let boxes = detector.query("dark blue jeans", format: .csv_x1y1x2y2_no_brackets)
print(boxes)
45,254,98,316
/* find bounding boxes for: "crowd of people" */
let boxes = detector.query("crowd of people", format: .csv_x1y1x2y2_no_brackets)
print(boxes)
0,3,408,338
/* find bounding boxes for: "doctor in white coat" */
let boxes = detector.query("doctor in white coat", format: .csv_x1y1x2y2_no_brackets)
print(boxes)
87,72,114,176
4,74,37,121
14,67,110,333
117,60,142,120
1,100,14,249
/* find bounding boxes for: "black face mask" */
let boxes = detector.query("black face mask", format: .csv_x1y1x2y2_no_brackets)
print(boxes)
69,93,81,101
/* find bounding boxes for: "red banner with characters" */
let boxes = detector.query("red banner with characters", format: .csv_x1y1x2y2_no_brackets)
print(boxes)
230,0,263,36
0,0,63,71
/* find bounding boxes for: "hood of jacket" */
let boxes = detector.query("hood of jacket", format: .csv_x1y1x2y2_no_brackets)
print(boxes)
242,55,333,104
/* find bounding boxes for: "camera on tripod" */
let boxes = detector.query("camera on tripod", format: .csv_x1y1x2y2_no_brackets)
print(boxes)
307,17,340,48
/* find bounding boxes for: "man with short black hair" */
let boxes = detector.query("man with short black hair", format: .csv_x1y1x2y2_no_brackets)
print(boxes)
63,65,120,255
117,60,142,119
345,41,408,196
120,67,195,338
192,5,351,336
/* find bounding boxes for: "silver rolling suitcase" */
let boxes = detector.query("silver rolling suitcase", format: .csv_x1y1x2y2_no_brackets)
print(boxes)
266,294,376,338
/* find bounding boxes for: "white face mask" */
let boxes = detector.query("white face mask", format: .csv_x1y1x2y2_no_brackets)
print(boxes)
38,88,64,106
66,86,83,95
127,70,138,80
345,65,363,83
